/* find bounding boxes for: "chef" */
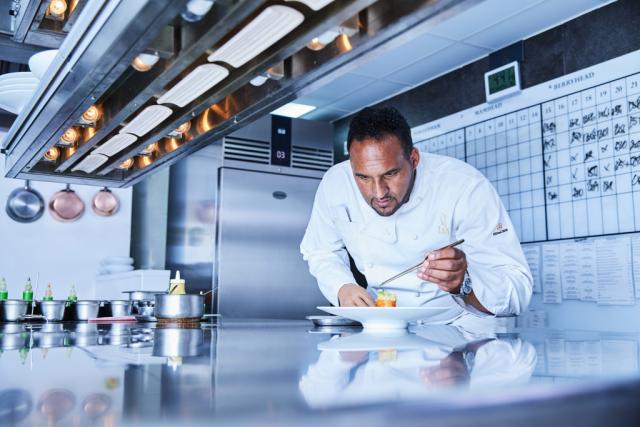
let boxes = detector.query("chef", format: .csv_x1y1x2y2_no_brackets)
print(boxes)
300,106,532,319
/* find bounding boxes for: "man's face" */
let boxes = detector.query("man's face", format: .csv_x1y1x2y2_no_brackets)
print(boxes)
349,134,420,217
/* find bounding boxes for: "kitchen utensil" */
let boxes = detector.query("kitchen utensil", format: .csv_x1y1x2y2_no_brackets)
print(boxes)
154,294,204,320
39,301,66,321
91,187,119,216
5,180,45,223
0,300,29,322
108,300,132,317
48,184,84,222
73,301,101,321
377,239,465,287
306,315,361,327
152,327,203,357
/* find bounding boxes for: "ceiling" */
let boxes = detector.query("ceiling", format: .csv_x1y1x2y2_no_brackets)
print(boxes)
298,0,615,122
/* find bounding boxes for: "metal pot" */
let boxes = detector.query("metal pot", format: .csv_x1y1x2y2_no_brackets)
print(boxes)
73,300,101,321
122,290,166,301
91,187,119,216
0,333,27,350
152,327,203,357
39,301,66,322
154,294,204,320
108,300,131,317
5,180,44,223
0,300,29,322
36,332,67,348
48,184,84,222
1,323,24,334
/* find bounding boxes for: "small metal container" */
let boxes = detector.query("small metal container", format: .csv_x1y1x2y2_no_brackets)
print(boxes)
0,333,27,350
39,300,66,322
154,294,204,320
122,290,166,301
0,323,24,334
134,300,155,316
152,327,203,357
74,300,101,321
36,331,67,348
0,300,29,322
108,300,131,317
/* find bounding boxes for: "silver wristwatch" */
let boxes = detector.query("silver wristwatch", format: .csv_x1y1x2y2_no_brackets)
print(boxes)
453,271,472,297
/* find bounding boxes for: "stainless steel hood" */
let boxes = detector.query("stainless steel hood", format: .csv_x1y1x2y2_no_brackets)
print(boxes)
1,0,474,187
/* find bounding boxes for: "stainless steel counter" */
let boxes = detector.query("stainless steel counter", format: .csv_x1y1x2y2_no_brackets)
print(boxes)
1,318,639,426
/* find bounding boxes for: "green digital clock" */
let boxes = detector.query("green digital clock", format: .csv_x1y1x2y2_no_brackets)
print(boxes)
484,61,521,102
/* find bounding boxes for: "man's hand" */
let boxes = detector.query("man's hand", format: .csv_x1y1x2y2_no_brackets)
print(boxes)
338,283,375,307
416,247,467,293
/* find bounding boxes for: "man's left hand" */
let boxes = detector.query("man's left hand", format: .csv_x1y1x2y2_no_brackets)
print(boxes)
416,247,467,293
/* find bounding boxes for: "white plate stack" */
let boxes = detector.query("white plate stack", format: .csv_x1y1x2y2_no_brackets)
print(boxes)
98,256,134,275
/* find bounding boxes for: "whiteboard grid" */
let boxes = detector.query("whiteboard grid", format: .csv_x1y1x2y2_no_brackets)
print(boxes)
414,70,640,244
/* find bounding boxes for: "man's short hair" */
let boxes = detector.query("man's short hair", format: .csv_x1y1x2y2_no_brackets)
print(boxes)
347,106,413,158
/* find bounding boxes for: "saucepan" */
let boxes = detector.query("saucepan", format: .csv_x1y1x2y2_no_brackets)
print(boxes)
154,294,204,320
91,187,119,217
5,180,44,223
49,184,84,222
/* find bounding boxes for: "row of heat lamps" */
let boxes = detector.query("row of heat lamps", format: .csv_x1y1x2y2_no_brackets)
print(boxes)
42,104,193,172
39,0,357,175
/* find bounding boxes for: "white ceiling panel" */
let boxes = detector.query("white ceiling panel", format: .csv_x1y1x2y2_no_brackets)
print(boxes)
306,73,376,100
351,34,454,79
303,106,352,121
329,80,409,111
464,0,609,49
428,0,545,41
389,43,489,87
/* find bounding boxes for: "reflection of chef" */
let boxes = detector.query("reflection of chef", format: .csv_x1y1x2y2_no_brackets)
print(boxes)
300,106,532,318
299,322,536,408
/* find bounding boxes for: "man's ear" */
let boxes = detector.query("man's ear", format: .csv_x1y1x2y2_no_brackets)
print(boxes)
410,147,420,168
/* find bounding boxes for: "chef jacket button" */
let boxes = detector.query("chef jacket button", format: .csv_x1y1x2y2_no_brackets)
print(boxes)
412,234,418,240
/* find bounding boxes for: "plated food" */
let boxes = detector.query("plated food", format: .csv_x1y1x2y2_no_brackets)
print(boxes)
375,290,397,307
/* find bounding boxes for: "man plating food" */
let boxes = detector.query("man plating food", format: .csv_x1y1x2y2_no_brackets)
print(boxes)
300,106,532,319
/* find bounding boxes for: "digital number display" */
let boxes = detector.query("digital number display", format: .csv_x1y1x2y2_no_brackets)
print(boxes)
488,66,517,95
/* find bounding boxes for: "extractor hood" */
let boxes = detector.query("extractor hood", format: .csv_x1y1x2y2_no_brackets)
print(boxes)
1,0,474,187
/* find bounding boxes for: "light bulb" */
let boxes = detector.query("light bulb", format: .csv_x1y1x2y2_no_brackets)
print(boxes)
48,0,67,18
336,33,352,53
64,145,77,159
181,0,215,22
44,146,60,161
164,137,181,153
142,142,158,154
135,155,153,169
119,158,134,170
306,37,325,51
175,121,191,134
59,127,79,146
131,53,160,72
81,105,102,124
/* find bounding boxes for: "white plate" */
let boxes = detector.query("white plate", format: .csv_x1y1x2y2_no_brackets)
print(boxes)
317,306,452,330
318,330,437,351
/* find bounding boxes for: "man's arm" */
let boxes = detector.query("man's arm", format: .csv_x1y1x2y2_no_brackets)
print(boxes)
300,180,372,306
448,176,533,316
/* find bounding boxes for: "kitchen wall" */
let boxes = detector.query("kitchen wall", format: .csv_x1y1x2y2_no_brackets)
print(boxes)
332,0,640,332
0,153,132,300
334,0,640,160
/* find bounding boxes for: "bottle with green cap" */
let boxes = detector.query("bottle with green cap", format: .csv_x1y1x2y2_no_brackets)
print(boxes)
43,283,54,301
0,277,7,301
22,278,33,302
67,285,78,302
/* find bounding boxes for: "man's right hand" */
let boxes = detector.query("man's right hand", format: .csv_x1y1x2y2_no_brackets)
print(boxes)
338,283,375,307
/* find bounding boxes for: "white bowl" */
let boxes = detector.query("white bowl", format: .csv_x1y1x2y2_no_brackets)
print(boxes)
317,306,453,330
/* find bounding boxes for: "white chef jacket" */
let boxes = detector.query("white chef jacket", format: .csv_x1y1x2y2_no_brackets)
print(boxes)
300,152,533,317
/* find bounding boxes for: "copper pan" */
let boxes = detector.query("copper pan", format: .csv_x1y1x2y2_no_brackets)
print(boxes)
91,187,119,217
48,184,84,222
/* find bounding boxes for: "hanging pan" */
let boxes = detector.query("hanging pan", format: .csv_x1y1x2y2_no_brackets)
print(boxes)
49,184,84,222
5,180,45,223
91,187,119,217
